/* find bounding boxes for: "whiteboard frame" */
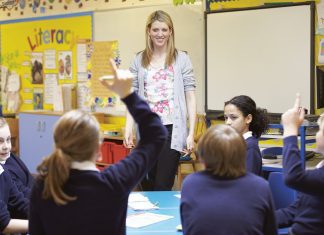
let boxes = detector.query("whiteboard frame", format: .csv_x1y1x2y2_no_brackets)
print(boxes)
205,2,315,118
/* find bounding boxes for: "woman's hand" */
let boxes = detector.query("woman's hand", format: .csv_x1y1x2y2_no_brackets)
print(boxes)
123,127,135,148
281,93,305,137
186,134,195,152
100,58,133,99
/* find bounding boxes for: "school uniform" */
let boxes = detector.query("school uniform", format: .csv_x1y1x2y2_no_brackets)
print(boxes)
180,171,277,235
1,153,34,199
280,136,324,235
244,131,262,175
29,92,167,235
0,200,10,234
0,165,29,234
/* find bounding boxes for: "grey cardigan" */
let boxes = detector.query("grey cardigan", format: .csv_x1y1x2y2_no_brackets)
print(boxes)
129,50,196,151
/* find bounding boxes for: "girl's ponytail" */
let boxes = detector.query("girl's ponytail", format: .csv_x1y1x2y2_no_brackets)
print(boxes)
37,148,76,205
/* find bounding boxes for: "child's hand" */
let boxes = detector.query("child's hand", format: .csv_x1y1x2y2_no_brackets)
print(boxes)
100,59,133,99
281,93,305,137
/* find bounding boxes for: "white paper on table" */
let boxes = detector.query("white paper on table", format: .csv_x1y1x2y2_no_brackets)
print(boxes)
174,194,181,199
128,193,158,210
128,201,159,211
126,212,174,228
128,193,149,202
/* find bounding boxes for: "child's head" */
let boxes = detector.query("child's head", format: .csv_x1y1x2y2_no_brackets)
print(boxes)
0,118,11,161
224,95,269,138
316,114,324,154
196,124,246,178
37,110,101,205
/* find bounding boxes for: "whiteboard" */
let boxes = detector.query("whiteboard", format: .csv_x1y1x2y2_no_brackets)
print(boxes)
206,3,314,115
94,4,204,113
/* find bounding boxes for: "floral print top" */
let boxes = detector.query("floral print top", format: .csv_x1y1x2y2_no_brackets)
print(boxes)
144,65,174,125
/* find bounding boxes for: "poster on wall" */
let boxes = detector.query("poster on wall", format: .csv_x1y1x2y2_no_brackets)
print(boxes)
33,88,44,110
31,52,44,84
58,51,72,80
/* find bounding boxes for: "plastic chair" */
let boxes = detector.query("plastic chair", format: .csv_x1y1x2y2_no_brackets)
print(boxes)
268,172,296,210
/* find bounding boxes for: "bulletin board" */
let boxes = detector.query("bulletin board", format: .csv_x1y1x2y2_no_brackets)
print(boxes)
0,12,93,113
205,2,315,116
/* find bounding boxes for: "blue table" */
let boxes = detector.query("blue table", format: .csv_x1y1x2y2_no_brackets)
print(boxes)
127,191,182,235
127,191,289,235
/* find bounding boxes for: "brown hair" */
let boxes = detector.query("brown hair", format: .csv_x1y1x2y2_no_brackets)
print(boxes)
37,110,100,205
142,10,177,68
196,125,247,178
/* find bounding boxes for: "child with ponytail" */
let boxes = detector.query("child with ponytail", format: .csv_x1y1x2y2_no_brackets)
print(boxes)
29,59,167,235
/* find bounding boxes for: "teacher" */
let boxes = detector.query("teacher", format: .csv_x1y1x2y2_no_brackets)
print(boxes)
124,10,196,191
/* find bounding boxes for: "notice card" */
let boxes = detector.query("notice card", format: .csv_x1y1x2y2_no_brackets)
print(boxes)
126,212,174,228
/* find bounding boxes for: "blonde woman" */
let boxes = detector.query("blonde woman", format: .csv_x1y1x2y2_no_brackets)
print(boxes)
124,10,196,190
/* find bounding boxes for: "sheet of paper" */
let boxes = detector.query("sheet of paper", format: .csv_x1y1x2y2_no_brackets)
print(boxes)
128,193,149,202
174,194,181,199
128,201,159,211
126,212,174,228
44,74,57,104
77,43,87,73
44,49,56,69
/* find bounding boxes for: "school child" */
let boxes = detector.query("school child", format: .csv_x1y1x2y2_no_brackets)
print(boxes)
276,94,324,235
0,164,29,235
180,124,277,235
224,95,269,175
28,59,167,235
0,118,34,199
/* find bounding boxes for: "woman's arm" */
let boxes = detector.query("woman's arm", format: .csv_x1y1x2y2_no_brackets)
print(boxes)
185,90,196,151
124,110,135,148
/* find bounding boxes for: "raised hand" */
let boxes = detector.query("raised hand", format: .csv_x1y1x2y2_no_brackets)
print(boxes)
100,58,133,99
281,93,305,137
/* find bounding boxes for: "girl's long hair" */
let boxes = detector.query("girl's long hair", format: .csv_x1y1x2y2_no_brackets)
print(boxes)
37,110,100,205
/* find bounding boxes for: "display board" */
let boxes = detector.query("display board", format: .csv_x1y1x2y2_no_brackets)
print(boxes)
205,2,315,116
0,12,92,113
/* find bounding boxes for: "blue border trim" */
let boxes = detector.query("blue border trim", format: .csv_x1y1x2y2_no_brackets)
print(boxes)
0,11,93,24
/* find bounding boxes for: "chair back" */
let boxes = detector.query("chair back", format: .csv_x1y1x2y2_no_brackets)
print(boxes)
268,172,296,210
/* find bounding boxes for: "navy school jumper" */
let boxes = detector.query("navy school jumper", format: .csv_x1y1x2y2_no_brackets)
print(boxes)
0,165,29,234
279,136,324,235
2,153,34,199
